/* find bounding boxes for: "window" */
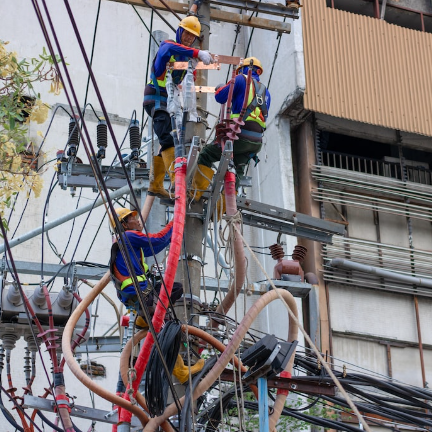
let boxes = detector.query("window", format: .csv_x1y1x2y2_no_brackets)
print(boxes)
319,131,432,185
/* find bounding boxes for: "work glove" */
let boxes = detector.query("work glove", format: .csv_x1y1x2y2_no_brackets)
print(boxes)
198,50,213,65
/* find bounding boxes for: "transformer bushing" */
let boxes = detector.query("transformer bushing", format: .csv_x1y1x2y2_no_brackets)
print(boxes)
1,333,18,351
6,282,22,306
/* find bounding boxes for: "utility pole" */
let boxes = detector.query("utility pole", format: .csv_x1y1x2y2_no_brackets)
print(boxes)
176,1,211,321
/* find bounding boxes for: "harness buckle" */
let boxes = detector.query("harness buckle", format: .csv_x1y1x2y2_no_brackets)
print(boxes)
256,94,264,105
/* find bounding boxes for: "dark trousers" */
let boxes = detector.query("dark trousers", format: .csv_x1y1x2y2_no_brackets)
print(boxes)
145,281,183,310
198,138,262,186
144,105,174,153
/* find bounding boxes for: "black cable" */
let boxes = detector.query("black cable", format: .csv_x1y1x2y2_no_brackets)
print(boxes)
72,421,83,432
144,320,182,416
180,356,218,432
140,9,154,138
36,411,63,432
0,386,43,432
225,24,242,82
0,386,25,432
244,1,262,58
36,1,182,408
8,104,72,239
132,5,160,48
40,178,61,279
139,0,176,33
267,17,287,91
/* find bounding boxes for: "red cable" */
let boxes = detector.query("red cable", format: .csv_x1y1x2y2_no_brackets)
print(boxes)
119,158,187,424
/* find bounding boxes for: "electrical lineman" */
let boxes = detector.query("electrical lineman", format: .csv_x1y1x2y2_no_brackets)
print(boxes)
109,207,183,327
145,16,213,199
192,57,271,199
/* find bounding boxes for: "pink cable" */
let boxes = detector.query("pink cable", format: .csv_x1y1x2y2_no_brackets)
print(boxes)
119,158,187,425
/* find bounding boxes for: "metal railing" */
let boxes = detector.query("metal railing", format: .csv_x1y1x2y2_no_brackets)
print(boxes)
321,150,432,185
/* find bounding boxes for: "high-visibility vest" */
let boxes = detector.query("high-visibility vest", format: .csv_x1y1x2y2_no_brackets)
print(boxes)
149,55,187,89
110,242,149,292
231,76,268,129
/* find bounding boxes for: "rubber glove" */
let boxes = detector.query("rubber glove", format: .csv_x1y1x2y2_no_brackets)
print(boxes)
198,50,213,65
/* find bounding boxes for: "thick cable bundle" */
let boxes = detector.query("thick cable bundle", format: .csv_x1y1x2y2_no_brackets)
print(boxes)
144,320,181,416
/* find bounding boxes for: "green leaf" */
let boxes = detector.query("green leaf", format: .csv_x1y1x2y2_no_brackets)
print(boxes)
9,116,15,130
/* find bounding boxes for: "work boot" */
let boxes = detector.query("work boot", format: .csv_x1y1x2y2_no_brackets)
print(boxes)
135,315,149,330
161,147,176,190
190,164,214,201
172,354,205,384
148,155,170,199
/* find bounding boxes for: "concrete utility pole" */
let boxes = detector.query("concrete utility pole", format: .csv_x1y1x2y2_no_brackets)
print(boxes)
177,1,211,319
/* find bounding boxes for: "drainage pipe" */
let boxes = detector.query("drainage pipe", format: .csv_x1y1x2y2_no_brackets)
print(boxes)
0,179,147,254
61,271,149,427
214,170,246,322
330,258,432,288
143,288,298,432
119,158,187,425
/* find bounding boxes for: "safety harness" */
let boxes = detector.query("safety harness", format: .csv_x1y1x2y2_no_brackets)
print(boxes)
144,45,187,112
231,75,268,129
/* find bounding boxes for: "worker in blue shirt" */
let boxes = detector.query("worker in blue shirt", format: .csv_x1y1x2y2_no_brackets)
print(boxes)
145,16,213,199
109,207,182,320
191,57,271,199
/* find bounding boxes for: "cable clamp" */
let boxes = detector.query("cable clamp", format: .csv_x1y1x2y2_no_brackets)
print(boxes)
53,394,72,413
277,371,292,396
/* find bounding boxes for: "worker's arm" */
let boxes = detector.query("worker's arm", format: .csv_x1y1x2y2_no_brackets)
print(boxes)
126,220,174,257
265,88,271,111
215,74,245,105
153,41,199,77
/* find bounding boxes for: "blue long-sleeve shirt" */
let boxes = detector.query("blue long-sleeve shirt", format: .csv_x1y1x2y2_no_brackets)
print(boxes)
113,221,173,297
144,40,199,106
215,69,271,140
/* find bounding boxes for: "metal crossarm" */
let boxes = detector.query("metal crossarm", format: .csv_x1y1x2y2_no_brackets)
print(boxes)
237,197,346,243
24,395,142,428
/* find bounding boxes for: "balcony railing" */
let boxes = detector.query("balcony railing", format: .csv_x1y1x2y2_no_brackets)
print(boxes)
321,150,432,186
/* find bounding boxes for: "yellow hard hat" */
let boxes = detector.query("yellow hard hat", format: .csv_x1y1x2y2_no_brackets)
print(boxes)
110,207,138,228
236,57,263,76
179,16,201,38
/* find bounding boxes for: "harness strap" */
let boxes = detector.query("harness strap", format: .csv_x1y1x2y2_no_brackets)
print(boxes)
243,78,268,121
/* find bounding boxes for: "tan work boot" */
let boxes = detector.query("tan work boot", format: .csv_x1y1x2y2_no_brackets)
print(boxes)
190,164,214,201
148,155,170,198
172,354,205,384
161,147,176,189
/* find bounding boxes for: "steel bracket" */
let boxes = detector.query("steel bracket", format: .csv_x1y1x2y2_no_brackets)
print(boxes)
23,395,142,427
202,141,233,237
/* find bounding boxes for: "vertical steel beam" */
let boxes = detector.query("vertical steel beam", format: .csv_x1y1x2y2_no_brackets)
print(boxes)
413,296,427,387
258,377,269,432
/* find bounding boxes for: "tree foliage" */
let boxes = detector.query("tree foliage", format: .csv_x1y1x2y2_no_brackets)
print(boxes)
0,41,62,220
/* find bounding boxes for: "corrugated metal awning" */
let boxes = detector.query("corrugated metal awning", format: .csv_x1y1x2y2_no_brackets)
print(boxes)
303,0,432,137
